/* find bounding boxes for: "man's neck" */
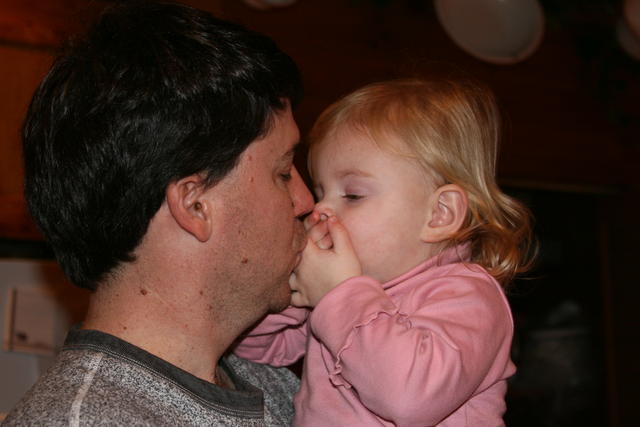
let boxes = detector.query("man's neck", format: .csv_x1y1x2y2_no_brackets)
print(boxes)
82,271,244,384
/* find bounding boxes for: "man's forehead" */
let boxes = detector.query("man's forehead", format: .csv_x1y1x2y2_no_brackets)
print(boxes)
268,108,300,150
242,109,300,161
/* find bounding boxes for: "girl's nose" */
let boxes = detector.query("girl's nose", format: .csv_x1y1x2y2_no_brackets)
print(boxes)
313,200,336,219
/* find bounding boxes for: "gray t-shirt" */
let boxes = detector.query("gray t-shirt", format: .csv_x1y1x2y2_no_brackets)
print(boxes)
2,328,298,426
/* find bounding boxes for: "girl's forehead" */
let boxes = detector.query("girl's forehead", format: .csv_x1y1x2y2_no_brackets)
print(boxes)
314,126,417,163
309,127,438,190
311,132,418,172
309,129,377,163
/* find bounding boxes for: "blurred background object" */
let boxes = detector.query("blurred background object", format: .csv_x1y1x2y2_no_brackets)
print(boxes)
434,0,545,64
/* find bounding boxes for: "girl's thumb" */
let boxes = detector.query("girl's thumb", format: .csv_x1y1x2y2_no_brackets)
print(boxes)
327,216,353,251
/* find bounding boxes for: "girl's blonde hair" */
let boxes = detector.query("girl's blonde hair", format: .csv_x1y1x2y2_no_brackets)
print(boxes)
308,78,536,286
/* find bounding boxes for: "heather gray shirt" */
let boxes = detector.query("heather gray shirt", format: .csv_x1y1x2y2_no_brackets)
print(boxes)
2,328,298,426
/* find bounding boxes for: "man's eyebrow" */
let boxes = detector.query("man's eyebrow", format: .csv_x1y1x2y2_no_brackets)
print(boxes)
281,141,301,161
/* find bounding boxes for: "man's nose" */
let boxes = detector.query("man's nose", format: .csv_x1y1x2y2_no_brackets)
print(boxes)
290,166,314,218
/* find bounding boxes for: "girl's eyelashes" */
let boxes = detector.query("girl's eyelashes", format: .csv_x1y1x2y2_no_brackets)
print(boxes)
342,194,364,201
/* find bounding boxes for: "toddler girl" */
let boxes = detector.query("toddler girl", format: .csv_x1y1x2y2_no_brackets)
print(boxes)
234,78,535,426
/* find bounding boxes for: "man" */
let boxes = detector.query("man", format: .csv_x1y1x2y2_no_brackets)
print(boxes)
2,1,313,425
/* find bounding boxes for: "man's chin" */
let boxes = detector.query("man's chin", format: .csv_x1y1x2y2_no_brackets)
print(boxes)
267,287,292,314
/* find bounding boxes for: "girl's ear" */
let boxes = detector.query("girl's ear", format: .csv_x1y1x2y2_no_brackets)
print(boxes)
166,175,213,242
420,184,468,243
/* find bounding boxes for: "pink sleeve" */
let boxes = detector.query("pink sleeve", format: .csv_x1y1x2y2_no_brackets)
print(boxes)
233,305,310,367
309,273,514,426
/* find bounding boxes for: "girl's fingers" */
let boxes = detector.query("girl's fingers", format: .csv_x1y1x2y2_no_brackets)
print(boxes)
316,233,333,250
303,211,320,231
289,273,309,307
308,221,329,244
327,216,354,252
289,274,302,304
290,290,305,307
289,271,298,291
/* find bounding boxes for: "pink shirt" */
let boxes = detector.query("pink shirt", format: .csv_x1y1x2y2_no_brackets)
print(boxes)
235,247,516,426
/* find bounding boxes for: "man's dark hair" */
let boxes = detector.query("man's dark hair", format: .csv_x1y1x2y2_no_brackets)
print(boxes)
22,1,302,291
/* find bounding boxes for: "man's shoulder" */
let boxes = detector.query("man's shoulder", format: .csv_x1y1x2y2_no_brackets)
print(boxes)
3,334,298,426
2,349,117,425
4,347,197,425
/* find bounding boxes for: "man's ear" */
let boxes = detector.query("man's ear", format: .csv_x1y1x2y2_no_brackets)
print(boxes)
166,175,212,242
421,184,468,243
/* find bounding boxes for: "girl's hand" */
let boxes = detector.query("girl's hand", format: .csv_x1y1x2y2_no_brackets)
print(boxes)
303,210,333,250
290,216,362,307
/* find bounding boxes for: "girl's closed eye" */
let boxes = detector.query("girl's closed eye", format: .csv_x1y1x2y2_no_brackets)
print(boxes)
342,182,370,201
342,193,364,201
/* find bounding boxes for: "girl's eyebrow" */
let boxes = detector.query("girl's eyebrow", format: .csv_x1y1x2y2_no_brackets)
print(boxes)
337,168,374,179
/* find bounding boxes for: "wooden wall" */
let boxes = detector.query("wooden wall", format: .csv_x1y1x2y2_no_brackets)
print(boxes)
0,0,223,239
0,0,106,239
